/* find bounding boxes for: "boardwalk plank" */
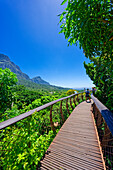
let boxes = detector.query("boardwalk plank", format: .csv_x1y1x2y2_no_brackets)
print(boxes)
40,101,104,169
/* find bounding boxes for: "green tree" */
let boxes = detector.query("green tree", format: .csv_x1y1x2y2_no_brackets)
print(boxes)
12,85,43,109
0,68,18,116
66,89,75,95
59,0,113,111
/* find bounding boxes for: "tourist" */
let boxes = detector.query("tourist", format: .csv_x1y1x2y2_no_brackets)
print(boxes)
85,88,91,102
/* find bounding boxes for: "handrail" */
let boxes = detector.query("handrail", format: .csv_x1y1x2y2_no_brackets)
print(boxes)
91,94,113,135
91,94,113,169
0,92,83,130
0,91,85,169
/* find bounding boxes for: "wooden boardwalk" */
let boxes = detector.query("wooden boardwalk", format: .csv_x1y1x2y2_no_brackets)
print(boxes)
40,101,104,170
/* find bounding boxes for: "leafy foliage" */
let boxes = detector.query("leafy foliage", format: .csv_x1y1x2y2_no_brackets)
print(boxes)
59,0,113,111
66,89,76,95
0,63,85,169
0,68,18,116
12,85,43,109
1,121,57,169
0,97,84,169
84,56,113,110
0,82,85,169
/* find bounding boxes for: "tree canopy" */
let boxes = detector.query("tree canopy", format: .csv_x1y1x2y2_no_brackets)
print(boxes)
60,0,113,57
0,68,18,115
59,0,113,111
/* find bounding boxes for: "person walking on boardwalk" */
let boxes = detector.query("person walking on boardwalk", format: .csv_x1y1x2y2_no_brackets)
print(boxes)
85,88,91,102
92,87,96,95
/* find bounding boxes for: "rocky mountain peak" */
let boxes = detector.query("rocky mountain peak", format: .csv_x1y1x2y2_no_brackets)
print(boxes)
0,53,50,85
31,76,50,85
0,54,10,62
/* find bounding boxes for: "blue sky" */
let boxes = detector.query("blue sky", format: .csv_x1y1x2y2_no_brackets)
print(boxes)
0,0,94,88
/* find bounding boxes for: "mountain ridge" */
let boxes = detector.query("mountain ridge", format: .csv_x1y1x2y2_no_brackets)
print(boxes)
0,53,50,85
31,76,50,85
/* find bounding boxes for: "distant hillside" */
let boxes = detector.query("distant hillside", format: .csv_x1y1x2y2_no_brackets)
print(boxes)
0,53,50,85
17,79,68,91
0,53,69,91
31,76,50,85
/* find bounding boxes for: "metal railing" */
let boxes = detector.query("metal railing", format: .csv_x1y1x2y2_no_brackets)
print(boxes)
0,92,85,169
0,92,84,131
91,95,113,170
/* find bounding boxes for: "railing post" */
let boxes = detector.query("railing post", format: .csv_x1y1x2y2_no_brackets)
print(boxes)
70,97,74,110
50,105,55,132
77,94,80,103
73,95,76,107
60,101,65,123
81,93,83,101
66,98,70,115
91,98,113,170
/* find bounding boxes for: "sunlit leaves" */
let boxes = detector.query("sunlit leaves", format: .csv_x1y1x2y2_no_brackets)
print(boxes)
61,0,68,6
0,88,86,169
59,0,113,111
0,68,18,116
0,89,75,169
59,0,113,57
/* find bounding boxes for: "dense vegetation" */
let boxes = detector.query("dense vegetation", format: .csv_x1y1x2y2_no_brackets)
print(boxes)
59,0,113,111
1,1,112,168
0,68,85,169
0,68,70,122
17,78,69,92
0,68,18,116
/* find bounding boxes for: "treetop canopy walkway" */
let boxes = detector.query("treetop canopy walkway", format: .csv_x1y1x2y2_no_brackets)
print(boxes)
0,93,113,169
40,100,105,170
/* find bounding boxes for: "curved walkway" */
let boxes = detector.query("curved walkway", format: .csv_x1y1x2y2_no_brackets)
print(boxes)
40,101,104,170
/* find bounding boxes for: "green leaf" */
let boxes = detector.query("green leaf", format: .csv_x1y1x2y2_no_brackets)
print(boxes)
61,0,68,6
60,14,64,22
